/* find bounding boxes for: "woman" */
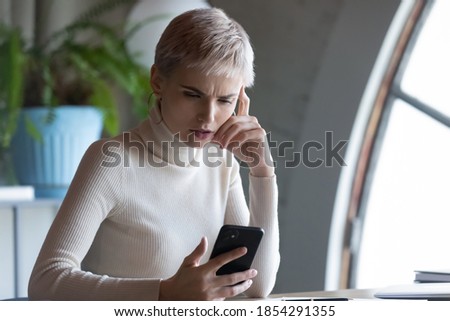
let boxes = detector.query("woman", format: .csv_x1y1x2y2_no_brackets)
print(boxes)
28,7,279,301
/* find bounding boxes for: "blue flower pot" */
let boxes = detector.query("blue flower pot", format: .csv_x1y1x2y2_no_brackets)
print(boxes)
11,106,103,199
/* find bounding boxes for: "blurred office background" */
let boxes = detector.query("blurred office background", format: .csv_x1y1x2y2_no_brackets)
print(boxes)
2,0,448,299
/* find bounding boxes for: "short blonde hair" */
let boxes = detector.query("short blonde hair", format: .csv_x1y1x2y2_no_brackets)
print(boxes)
154,8,255,87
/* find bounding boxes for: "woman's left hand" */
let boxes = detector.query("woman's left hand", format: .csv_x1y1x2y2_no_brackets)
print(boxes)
213,87,274,177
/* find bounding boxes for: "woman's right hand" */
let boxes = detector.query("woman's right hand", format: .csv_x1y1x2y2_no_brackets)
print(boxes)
158,237,257,300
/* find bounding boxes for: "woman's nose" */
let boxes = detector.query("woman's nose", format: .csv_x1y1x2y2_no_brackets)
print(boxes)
197,101,215,123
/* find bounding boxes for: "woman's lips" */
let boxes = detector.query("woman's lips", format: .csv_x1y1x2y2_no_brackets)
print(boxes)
192,129,214,140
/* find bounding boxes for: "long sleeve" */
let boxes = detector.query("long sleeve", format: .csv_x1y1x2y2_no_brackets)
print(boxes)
28,140,162,300
224,159,280,298
247,174,280,297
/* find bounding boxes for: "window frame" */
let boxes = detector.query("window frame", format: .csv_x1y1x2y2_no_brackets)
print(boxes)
330,0,429,289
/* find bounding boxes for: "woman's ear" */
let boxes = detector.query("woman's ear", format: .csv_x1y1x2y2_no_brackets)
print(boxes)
150,65,164,98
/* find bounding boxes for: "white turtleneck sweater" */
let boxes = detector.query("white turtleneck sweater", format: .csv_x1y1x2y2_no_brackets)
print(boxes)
28,107,279,300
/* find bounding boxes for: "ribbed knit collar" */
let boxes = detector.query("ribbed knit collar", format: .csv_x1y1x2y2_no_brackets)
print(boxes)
136,105,203,167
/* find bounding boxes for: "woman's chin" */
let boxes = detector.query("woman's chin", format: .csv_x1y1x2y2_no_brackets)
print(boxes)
185,139,210,149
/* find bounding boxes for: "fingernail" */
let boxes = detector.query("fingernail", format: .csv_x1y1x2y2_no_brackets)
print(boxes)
251,269,258,276
247,279,253,286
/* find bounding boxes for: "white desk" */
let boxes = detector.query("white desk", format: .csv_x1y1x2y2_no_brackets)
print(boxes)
270,288,377,300
271,283,450,300
0,199,60,300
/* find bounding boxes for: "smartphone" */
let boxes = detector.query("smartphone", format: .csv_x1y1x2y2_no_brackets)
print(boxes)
210,225,264,275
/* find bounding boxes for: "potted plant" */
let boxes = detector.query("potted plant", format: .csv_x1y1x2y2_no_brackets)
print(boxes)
0,0,157,197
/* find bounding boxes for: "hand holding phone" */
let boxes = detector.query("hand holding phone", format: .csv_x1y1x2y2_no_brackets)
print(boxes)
210,225,264,275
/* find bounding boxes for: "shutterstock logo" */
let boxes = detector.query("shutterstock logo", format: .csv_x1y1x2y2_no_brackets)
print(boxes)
100,131,348,169
267,131,348,168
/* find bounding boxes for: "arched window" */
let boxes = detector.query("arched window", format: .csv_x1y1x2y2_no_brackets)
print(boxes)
326,0,450,289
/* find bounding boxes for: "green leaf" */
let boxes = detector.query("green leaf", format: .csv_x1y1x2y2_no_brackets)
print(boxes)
89,79,119,136
0,25,25,149
24,114,43,143
42,58,54,107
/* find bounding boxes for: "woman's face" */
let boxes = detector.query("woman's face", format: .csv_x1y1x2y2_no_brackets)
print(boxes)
151,65,243,148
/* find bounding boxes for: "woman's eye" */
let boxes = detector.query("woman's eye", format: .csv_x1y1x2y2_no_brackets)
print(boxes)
219,99,233,105
184,92,201,98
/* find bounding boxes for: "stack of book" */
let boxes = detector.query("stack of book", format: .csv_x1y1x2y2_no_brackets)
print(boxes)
414,269,450,283
374,269,450,299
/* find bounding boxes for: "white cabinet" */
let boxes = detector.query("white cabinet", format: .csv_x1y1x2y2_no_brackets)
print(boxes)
0,207,14,299
0,200,60,300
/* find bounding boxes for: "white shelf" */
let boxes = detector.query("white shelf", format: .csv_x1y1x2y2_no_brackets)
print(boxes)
0,199,61,300
0,186,35,202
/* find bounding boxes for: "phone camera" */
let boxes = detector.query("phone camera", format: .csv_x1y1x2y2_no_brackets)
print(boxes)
224,229,239,241
230,230,239,240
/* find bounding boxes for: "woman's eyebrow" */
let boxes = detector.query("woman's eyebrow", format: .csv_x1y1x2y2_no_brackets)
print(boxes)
180,85,237,99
